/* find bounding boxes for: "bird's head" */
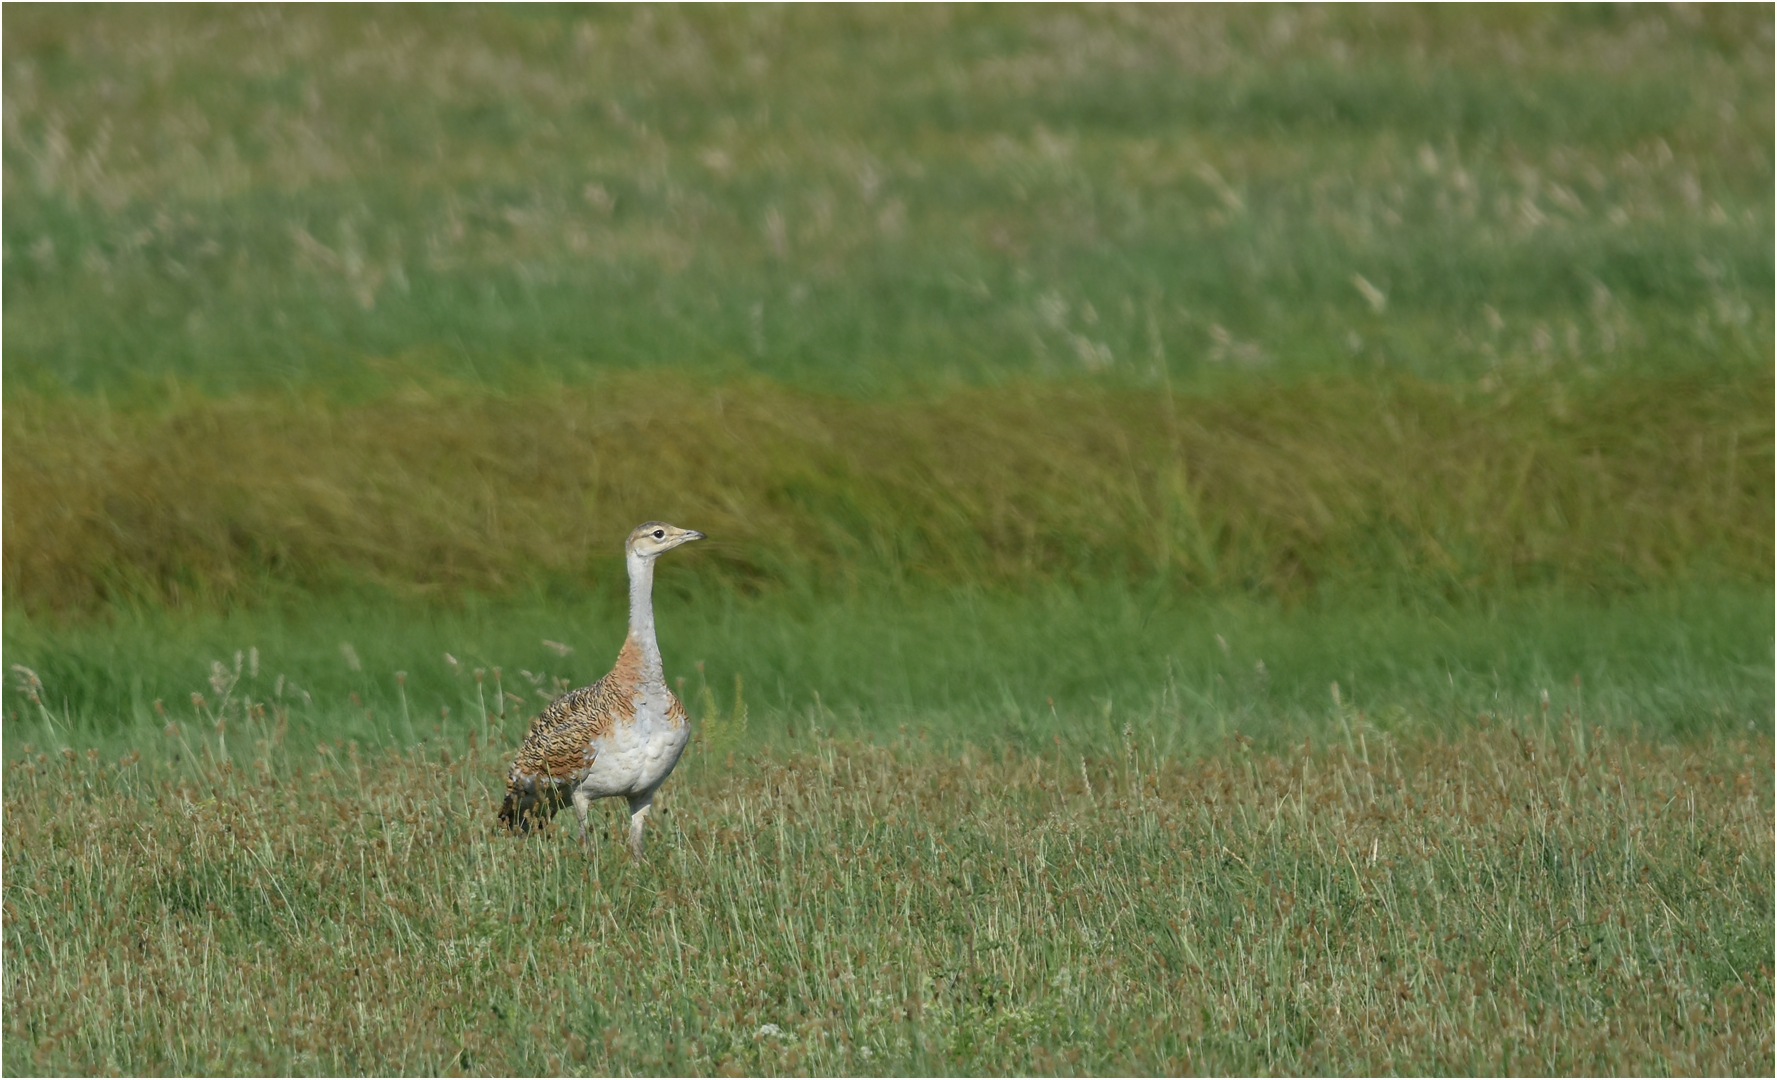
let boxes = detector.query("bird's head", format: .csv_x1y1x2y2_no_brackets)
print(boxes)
625,521,705,560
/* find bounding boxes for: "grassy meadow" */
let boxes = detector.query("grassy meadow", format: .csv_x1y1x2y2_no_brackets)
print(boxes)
4,723,1771,1074
3,5,1773,1075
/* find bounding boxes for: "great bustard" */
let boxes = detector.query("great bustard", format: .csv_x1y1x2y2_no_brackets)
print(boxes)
499,522,704,858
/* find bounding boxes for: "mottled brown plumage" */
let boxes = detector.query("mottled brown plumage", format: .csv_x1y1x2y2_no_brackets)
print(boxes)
497,522,703,858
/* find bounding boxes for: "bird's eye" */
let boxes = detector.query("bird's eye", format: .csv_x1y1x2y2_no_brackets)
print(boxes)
653,529,665,539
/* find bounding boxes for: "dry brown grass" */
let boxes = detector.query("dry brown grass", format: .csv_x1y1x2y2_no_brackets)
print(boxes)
6,371,1769,613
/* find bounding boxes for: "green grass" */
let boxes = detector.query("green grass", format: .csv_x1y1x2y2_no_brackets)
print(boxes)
3,5,1770,397
3,5,1773,1075
5,6,1769,615
4,725,1770,1074
5,583,1771,763
3,6,1769,617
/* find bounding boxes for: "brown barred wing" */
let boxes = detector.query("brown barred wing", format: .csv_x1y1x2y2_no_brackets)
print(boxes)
510,676,628,782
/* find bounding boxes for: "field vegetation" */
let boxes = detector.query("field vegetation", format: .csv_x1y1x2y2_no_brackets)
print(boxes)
4,720,1771,1074
6,369,1770,613
3,4,1772,1075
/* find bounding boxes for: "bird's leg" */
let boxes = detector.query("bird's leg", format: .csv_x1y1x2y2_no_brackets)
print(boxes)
571,788,595,852
626,793,653,861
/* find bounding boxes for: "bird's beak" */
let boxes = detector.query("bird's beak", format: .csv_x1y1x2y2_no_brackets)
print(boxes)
683,529,706,543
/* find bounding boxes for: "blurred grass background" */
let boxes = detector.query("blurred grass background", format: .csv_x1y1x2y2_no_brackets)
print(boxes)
2,5,1770,396
3,4,1772,746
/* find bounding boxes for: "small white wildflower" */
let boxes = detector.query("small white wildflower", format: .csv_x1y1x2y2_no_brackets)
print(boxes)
755,1023,783,1040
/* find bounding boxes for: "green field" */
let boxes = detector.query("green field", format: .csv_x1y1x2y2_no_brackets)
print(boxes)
3,5,1772,1075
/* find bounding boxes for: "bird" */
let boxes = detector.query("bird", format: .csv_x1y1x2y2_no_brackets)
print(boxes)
498,521,704,859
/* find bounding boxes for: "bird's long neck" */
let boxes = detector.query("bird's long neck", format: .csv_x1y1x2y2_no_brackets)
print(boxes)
625,550,664,686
